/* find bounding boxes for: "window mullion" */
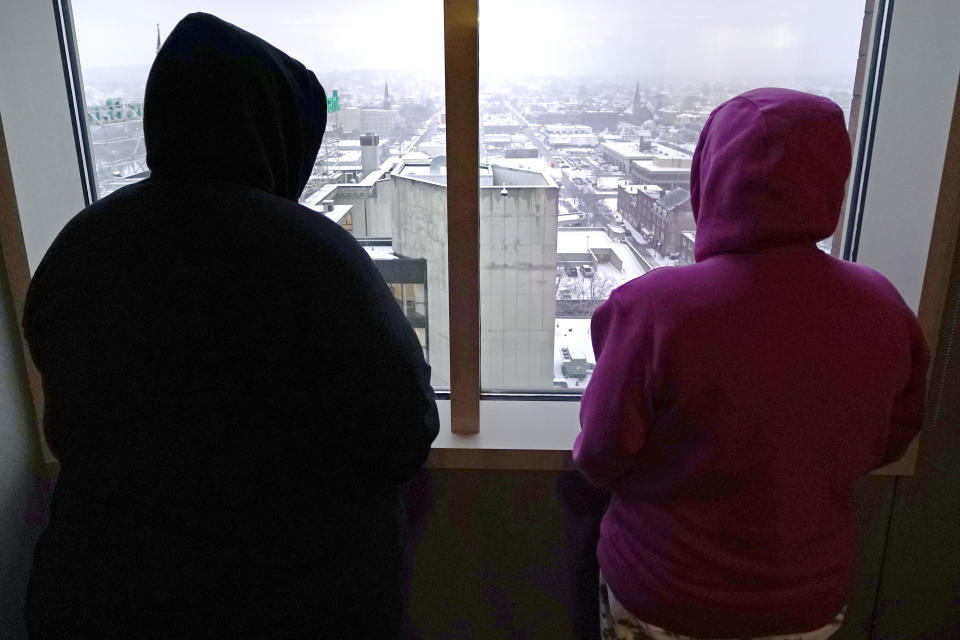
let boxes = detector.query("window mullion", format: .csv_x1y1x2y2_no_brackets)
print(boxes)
443,0,480,433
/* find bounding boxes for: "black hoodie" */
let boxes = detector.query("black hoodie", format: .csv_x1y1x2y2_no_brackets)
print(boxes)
23,13,438,638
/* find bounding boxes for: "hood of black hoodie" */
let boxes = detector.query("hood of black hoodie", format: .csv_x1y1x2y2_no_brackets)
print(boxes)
144,13,326,201
690,88,851,262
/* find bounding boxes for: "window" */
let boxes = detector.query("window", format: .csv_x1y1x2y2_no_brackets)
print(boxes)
2,0,956,471
58,0,891,418
67,0,449,387
385,275,430,358
476,0,868,393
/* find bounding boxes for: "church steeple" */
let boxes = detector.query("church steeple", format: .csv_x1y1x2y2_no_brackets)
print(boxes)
632,81,643,124
382,81,392,110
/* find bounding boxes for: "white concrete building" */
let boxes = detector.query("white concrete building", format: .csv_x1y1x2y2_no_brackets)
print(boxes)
315,158,559,389
338,107,399,137
545,124,598,147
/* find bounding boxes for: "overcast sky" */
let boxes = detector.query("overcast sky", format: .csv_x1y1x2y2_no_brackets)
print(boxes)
72,0,864,83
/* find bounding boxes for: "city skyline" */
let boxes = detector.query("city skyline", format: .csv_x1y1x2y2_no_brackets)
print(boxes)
72,0,864,83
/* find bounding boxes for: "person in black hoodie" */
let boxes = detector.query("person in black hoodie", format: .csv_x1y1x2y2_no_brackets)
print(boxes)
23,13,438,639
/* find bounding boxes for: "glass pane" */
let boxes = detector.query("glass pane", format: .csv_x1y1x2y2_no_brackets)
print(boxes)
478,0,867,392
72,0,447,386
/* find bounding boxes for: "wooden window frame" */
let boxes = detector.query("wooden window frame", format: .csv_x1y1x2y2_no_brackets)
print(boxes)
444,0,481,434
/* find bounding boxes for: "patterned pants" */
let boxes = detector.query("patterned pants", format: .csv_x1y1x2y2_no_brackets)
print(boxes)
599,572,846,640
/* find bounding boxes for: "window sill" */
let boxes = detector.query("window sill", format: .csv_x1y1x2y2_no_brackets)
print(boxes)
426,400,918,475
427,399,580,470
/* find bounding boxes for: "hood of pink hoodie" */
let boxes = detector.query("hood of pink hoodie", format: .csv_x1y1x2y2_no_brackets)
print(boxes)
690,88,851,262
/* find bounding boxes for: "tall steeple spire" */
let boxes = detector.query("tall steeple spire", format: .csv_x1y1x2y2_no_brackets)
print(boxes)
632,81,642,124
382,81,392,110
156,24,162,53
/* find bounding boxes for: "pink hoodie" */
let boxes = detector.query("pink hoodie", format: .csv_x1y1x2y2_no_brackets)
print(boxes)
573,88,929,637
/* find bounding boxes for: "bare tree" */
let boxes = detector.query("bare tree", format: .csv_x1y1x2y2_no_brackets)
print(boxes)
566,272,616,314
581,190,601,219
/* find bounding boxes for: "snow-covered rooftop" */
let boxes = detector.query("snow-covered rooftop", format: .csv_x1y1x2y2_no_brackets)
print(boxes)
553,318,595,389
489,156,553,175
661,188,691,209
599,140,650,160
362,245,398,260
632,159,692,173
650,142,693,160
556,229,649,282
619,183,663,198
594,176,623,191
303,199,354,225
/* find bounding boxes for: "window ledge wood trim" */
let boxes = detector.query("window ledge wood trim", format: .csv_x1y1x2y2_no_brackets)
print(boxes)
443,0,480,434
424,400,915,475
427,448,575,471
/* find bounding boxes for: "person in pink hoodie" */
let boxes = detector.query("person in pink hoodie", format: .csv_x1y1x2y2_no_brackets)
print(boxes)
573,88,929,640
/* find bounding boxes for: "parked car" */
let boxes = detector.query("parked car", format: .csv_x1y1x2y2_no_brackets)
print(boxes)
566,265,579,277
582,265,594,278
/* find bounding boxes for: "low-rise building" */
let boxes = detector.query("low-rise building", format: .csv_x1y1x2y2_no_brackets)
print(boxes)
359,239,430,360
303,199,355,233
599,141,651,173
618,182,695,256
545,124,598,147
338,107,399,137
629,142,692,190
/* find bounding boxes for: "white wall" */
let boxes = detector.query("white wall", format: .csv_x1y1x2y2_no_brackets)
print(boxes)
393,176,451,387
0,0,87,273
855,0,960,312
391,175,560,391
0,2,77,636
480,186,558,390
365,176,395,238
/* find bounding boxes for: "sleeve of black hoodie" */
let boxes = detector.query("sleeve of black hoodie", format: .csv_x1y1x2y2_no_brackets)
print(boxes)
290,216,440,490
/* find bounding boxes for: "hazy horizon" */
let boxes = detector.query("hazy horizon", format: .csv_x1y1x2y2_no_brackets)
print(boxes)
72,0,864,86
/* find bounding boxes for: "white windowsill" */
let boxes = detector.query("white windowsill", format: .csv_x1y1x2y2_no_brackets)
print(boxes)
432,399,580,449
426,399,917,475
426,399,581,470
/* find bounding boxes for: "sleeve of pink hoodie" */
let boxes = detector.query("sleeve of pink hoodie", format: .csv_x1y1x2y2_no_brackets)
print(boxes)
573,287,653,488
877,312,930,468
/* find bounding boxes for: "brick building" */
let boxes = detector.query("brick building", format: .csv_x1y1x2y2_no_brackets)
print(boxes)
617,183,695,256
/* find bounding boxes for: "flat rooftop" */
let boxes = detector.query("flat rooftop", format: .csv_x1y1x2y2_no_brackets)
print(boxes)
650,142,693,161
362,244,398,260
599,141,651,160
395,161,553,188
632,159,692,173
556,229,649,282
